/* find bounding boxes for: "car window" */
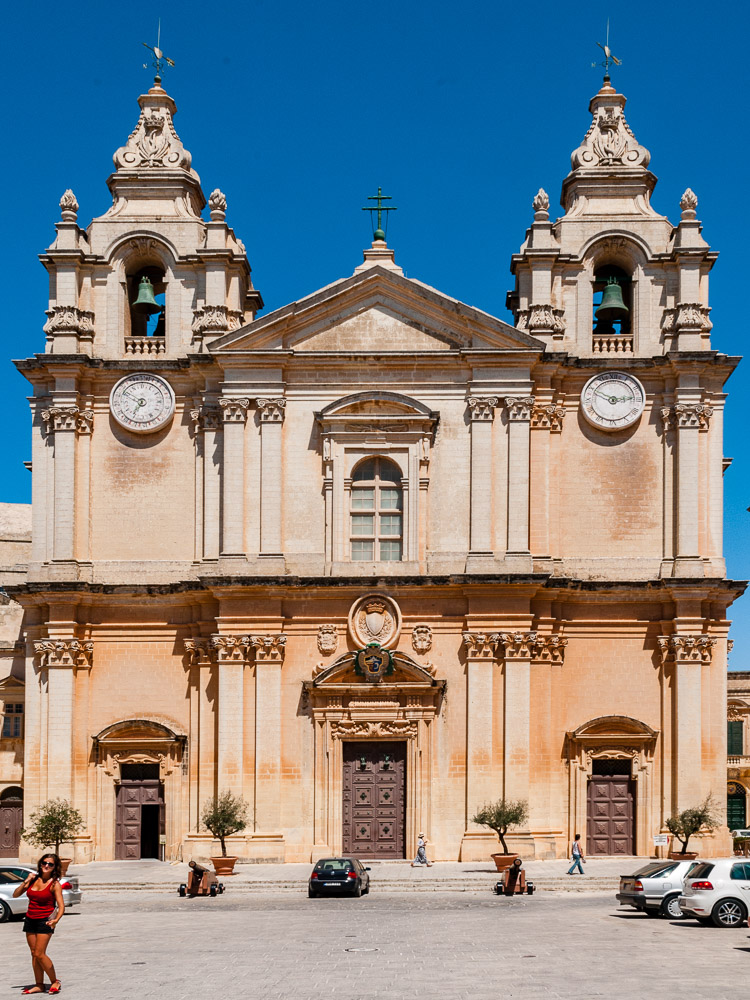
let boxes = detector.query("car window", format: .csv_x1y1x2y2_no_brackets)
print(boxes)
688,863,714,879
632,862,673,877
0,869,24,884
731,863,750,880
685,863,699,876
314,859,352,873
637,863,678,879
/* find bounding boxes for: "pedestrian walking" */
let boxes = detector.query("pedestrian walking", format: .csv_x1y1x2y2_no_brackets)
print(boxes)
13,853,65,994
411,832,433,866
567,834,585,875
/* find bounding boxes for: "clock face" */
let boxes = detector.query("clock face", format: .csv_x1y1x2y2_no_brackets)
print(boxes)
109,373,175,433
580,371,645,431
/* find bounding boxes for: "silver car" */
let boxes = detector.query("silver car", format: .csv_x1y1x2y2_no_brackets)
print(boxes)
616,859,700,919
0,866,82,922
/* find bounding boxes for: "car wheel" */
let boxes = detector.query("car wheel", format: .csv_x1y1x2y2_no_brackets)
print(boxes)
209,885,217,897
661,894,685,920
711,898,748,928
178,884,186,898
353,883,362,898
308,887,317,898
0,900,10,923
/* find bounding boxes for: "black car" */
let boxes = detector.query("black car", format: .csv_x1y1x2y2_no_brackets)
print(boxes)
308,857,371,897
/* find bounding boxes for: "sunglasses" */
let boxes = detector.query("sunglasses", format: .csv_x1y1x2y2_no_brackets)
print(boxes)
40,862,54,868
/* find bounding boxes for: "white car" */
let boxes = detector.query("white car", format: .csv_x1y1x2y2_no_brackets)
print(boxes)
0,866,82,922
679,858,750,927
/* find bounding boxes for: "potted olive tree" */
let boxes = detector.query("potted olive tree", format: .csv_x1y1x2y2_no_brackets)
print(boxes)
471,799,529,871
201,791,248,875
665,795,718,860
22,798,84,874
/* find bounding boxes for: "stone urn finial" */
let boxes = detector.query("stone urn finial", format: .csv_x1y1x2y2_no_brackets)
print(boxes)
209,188,227,222
680,188,698,220
59,189,79,222
532,188,549,221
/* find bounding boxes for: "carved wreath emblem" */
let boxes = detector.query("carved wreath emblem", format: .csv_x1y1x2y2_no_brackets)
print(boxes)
348,593,401,649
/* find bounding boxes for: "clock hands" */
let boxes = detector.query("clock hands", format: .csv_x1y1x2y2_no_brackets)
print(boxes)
593,390,634,405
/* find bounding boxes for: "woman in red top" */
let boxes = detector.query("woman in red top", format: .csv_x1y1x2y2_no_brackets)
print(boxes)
13,853,65,994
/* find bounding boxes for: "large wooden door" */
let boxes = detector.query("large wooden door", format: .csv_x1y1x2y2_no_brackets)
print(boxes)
342,742,405,858
0,789,23,855
587,770,635,855
115,765,164,860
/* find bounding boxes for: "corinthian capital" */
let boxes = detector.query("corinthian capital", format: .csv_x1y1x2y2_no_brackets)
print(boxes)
257,398,287,422
657,634,717,663
531,403,566,432
42,406,94,435
672,403,713,430
184,637,215,665
530,634,568,662
219,398,250,423
497,630,539,658
466,397,498,422
34,638,93,670
462,632,500,658
251,634,287,661
211,634,252,661
504,396,536,421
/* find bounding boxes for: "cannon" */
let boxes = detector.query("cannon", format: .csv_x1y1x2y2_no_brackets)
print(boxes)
178,860,226,898
493,862,535,897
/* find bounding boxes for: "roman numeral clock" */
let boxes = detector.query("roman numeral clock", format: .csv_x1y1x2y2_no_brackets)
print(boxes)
580,371,645,431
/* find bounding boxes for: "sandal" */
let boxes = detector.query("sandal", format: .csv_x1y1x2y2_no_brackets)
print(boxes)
21,987,45,995
49,982,62,994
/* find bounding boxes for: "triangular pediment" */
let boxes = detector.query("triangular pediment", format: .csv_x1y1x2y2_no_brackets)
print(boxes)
311,650,441,689
210,267,544,354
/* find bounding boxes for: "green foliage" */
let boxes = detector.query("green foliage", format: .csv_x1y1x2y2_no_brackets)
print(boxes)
201,791,248,856
471,798,529,853
665,795,719,853
22,798,84,855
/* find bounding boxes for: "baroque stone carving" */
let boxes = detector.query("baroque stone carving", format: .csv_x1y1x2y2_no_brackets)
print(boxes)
59,189,79,221
257,398,287,422
661,303,712,335
672,403,713,430
504,396,536,421
250,635,287,661
411,625,432,655
531,404,566,432
42,406,94,435
498,631,539,658
192,305,244,336
34,639,93,670
657,635,717,663
532,188,549,215
189,407,221,433
348,593,402,650
113,98,192,172
44,306,95,338
680,188,698,217
571,89,650,169
317,625,338,656
463,632,500,658
466,396,498,421
219,398,250,423
183,637,214,665
521,305,565,335
211,635,252,660
330,720,418,740
208,188,227,220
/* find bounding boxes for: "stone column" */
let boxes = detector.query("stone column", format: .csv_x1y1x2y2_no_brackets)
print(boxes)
211,635,251,797
672,403,712,576
190,407,221,561
466,397,497,564
504,397,534,559
257,398,286,561
658,635,716,812
219,398,250,558
42,406,93,564
529,403,565,561
498,631,535,808
251,635,287,855
459,632,501,861
184,639,217,828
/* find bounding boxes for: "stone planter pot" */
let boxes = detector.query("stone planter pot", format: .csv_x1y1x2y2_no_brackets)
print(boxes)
211,856,238,876
59,859,73,876
491,853,520,872
668,851,698,861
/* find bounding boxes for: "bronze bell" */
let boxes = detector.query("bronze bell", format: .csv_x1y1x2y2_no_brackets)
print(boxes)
132,275,162,315
595,277,629,323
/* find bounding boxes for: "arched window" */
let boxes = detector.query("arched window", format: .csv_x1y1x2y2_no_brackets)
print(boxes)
128,266,166,339
350,457,403,561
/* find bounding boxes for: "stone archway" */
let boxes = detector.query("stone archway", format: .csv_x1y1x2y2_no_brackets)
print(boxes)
566,716,658,857
304,650,445,861
92,720,186,861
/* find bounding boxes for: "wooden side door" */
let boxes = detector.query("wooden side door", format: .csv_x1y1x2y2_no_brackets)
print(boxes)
115,784,143,860
342,742,406,858
587,773,635,855
0,798,23,854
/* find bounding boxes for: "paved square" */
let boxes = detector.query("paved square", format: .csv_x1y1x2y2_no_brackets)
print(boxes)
2,888,748,1000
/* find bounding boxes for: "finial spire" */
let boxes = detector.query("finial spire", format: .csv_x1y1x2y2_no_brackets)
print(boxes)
593,19,621,84
362,186,397,242
142,19,175,86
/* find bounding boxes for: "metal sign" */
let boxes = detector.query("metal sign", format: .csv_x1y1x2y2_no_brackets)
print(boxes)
653,833,669,846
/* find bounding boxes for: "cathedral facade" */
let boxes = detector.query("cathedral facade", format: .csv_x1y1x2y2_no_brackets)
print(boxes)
0,73,742,862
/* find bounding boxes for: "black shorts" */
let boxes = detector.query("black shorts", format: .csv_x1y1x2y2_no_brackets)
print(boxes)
23,917,55,935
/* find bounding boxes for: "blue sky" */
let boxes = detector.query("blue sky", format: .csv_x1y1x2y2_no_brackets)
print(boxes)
2,0,747,657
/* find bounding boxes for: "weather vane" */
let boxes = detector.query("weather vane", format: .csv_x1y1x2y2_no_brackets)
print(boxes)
593,19,621,81
362,187,397,241
142,19,175,84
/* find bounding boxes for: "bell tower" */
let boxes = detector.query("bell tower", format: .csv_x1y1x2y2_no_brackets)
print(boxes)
41,77,262,360
508,75,715,356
